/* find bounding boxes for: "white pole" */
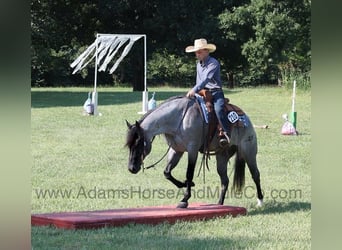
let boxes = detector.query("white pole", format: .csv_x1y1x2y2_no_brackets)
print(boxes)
290,80,297,129
92,33,99,116
94,33,99,93
139,35,148,114
292,80,296,113
144,35,147,92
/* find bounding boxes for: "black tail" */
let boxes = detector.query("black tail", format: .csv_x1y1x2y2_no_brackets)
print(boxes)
233,154,246,193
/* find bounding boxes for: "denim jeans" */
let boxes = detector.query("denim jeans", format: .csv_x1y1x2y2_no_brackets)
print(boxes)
212,90,230,135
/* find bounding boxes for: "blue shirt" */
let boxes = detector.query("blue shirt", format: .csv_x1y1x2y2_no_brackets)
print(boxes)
192,56,222,93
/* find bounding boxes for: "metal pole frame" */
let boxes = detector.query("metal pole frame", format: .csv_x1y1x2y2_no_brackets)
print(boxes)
92,33,147,115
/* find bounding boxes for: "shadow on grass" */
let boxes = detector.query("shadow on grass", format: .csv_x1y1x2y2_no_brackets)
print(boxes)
31,90,188,108
31,89,240,108
248,201,311,216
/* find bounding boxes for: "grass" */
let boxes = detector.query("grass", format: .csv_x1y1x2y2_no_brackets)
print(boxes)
31,86,311,249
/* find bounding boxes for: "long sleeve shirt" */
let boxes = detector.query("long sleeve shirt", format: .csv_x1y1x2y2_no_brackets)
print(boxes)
191,56,222,93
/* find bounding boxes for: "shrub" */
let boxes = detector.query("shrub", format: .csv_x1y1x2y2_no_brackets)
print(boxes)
147,49,195,86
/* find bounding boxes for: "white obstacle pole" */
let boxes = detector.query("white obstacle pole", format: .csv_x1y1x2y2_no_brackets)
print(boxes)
92,33,99,116
290,80,297,128
139,35,148,114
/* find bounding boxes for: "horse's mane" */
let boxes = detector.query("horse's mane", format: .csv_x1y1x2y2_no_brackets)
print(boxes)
126,95,187,148
138,95,186,123
125,124,139,148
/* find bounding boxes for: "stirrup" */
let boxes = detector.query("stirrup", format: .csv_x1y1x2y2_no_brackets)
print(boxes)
219,132,230,147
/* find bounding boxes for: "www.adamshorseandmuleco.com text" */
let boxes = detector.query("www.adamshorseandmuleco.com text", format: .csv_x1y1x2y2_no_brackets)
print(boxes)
33,185,303,201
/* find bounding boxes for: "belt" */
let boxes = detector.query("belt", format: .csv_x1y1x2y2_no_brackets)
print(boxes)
205,88,222,92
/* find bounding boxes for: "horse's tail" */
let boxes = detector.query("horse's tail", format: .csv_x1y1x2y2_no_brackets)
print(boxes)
233,153,246,193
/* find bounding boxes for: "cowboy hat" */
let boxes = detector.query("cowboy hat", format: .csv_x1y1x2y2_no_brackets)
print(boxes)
185,38,216,53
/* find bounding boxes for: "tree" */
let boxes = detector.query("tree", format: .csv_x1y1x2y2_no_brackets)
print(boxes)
31,0,310,88
219,0,311,87
31,0,100,86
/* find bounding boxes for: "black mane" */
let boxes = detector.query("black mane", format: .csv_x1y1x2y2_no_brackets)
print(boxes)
138,95,186,123
125,124,142,149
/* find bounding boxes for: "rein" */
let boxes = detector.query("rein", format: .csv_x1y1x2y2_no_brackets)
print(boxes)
143,145,170,170
195,98,211,184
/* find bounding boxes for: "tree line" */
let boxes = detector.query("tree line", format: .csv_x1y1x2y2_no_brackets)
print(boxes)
31,0,311,90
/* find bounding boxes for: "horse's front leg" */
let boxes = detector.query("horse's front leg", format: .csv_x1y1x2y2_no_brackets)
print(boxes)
177,151,198,208
164,149,186,188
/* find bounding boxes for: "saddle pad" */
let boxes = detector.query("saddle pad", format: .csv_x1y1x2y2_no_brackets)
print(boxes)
195,94,250,128
195,94,209,123
237,114,251,128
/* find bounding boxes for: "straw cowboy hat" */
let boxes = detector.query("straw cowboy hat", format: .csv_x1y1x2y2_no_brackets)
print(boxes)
185,38,216,53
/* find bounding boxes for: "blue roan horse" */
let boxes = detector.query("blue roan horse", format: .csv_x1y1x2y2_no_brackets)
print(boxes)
125,95,263,208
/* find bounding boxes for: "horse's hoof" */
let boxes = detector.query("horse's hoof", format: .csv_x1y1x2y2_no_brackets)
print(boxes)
177,201,188,208
257,198,263,207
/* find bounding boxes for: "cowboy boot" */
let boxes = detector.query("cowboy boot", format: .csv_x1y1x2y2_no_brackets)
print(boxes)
218,128,230,147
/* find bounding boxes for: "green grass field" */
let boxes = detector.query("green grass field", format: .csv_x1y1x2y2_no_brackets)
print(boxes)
31,86,311,249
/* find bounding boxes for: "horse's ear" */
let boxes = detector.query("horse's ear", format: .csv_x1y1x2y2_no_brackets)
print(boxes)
135,120,140,128
125,120,132,129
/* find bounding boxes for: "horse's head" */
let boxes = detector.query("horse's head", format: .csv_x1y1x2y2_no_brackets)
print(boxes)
125,120,152,174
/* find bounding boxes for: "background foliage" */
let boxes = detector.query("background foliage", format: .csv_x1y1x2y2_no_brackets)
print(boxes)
31,0,311,89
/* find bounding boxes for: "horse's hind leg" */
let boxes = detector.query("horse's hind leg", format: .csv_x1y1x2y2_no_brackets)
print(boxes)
245,157,263,206
216,147,236,205
240,134,263,206
164,148,187,188
216,153,229,205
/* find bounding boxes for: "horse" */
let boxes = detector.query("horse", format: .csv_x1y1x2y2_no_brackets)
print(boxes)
125,95,263,208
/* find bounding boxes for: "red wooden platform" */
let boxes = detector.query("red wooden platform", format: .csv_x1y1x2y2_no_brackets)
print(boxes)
31,203,247,229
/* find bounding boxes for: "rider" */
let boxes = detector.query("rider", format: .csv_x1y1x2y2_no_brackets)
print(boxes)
185,38,230,146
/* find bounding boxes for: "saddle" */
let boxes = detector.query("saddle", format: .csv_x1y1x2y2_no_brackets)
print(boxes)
197,89,247,144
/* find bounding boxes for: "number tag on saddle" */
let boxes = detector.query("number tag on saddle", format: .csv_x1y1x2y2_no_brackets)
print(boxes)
227,111,239,123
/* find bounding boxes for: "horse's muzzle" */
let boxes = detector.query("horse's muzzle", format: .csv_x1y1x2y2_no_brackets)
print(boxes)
128,165,141,174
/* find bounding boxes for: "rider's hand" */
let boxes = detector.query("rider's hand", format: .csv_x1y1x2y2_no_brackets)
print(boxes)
186,89,195,98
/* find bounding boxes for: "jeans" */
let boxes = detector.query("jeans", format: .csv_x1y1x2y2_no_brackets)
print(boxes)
212,90,230,135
